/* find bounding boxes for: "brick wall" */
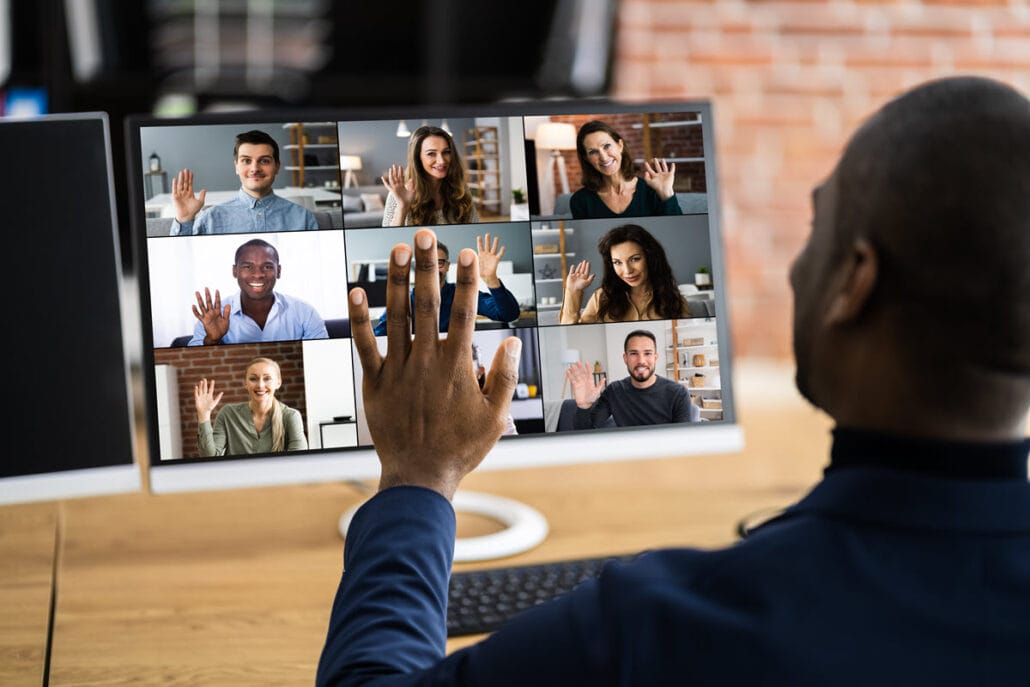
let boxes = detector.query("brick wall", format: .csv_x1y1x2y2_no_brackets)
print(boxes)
611,0,1030,358
155,342,306,459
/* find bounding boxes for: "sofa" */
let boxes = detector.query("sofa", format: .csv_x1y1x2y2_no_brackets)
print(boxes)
537,191,709,221
340,184,389,227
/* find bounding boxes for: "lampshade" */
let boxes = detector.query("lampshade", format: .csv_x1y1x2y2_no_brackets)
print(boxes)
534,122,577,151
440,119,452,135
396,120,411,137
560,349,580,365
339,155,362,171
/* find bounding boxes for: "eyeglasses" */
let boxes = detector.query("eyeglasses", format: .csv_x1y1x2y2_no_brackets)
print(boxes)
437,259,449,267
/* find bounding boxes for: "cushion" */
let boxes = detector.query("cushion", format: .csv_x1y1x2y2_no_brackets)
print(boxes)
360,193,384,211
341,194,363,212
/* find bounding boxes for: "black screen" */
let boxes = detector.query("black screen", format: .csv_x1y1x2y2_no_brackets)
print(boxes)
4,115,137,478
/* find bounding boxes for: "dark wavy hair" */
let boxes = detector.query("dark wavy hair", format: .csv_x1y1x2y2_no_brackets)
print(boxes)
595,224,683,321
406,125,475,225
576,120,637,192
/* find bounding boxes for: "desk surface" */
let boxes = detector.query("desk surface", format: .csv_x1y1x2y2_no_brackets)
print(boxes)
2,360,835,685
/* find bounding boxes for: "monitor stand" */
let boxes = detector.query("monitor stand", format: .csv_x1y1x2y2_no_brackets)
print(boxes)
338,490,549,563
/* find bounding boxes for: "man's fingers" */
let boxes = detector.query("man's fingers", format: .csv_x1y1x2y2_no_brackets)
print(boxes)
447,248,479,354
348,288,384,380
384,242,413,360
482,337,522,413
411,229,441,353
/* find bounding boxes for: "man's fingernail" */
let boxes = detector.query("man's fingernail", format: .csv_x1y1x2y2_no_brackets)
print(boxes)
394,246,411,266
416,232,433,250
350,289,364,305
506,338,522,360
460,250,473,266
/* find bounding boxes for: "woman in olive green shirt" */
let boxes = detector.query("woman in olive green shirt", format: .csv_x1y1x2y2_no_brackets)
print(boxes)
194,357,308,457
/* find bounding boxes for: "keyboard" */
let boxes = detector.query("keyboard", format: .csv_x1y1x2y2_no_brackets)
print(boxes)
447,553,637,637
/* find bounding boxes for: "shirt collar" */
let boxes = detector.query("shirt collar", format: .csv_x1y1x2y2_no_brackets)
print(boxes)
237,187,277,208
828,426,1029,481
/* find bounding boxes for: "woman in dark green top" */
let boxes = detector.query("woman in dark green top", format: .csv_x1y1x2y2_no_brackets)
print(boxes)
570,120,683,220
194,357,308,457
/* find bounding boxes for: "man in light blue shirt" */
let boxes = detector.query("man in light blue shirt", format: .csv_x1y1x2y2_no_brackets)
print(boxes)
170,129,319,236
188,238,328,346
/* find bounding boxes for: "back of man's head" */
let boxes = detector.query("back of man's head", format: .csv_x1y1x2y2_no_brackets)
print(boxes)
833,77,1029,423
234,129,280,163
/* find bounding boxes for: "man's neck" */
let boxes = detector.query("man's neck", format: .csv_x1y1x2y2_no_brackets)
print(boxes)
240,292,275,326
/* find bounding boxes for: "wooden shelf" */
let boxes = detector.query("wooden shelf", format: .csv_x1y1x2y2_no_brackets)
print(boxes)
464,126,501,216
283,122,340,188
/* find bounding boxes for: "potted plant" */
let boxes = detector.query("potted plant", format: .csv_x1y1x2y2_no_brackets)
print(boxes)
694,265,712,287
510,187,529,220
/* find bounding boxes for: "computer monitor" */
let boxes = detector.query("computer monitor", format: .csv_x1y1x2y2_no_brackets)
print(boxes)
125,100,743,560
1,112,141,505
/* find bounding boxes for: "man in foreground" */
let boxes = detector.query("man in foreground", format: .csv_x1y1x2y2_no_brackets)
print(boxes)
317,76,1030,685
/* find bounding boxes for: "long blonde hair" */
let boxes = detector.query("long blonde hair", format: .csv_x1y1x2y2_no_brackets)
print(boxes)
406,125,475,225
245,357,286,452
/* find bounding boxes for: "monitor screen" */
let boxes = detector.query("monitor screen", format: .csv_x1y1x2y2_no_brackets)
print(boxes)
125,100,742,497
1,112,141,505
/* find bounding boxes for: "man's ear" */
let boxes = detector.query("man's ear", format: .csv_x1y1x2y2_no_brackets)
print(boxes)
825,237,877,325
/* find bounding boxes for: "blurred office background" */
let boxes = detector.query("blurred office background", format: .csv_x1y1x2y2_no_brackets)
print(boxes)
2,0,1028,360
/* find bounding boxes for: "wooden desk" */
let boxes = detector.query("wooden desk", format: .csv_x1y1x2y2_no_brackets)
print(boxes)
10,360,835,685
0,502,58,685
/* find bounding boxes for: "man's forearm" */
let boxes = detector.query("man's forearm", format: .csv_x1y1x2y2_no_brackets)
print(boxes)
317,486,455,686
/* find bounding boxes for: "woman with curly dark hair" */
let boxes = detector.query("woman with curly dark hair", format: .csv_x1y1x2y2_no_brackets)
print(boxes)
381,125,479,226
559,224,689,324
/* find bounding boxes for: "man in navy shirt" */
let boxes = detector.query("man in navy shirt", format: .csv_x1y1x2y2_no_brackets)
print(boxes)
567,328,696,428
318,77,1030,686
373,234,521,335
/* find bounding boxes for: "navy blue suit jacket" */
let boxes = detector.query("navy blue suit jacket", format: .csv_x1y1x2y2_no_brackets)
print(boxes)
317,433,1030,686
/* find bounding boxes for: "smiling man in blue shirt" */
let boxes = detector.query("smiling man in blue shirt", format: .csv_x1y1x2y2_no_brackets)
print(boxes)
170,129,318,236
188,238,327,346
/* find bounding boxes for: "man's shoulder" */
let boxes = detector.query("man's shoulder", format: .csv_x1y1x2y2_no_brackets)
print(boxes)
271,193,314,213
653,375,686,393
276,291,316,310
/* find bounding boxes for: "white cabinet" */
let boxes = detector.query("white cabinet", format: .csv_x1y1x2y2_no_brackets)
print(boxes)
665,319,722,420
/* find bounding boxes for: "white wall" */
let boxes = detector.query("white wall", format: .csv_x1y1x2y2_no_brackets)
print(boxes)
302,339,356,449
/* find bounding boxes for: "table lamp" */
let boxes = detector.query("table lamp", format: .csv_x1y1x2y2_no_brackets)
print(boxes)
339,155,362,188
534,122,577,195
